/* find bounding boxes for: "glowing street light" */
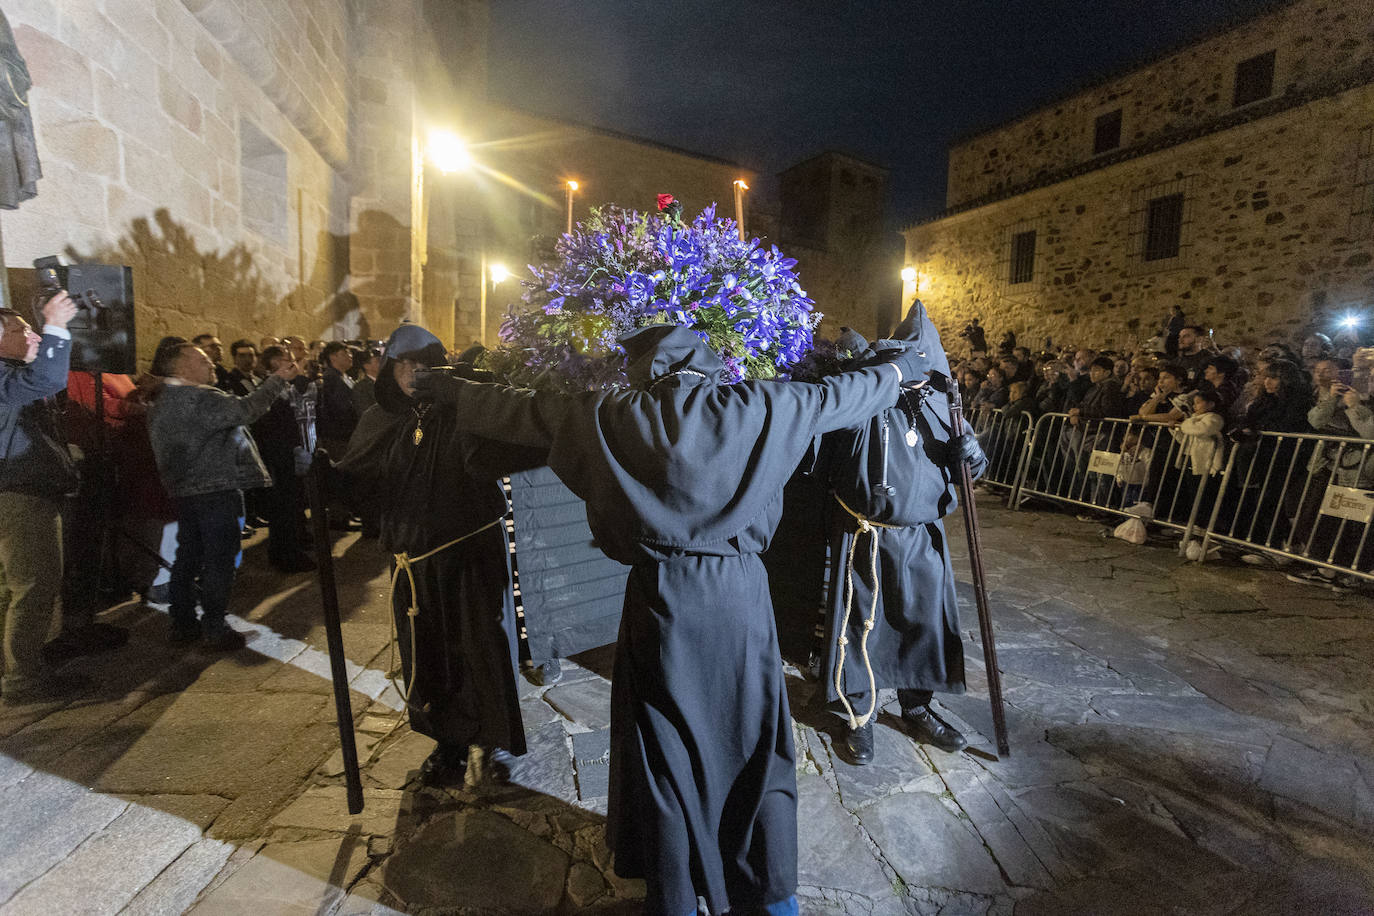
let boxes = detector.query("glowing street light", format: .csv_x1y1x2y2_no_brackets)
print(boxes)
900,267,917,283
490,263,510,285
732,179,749,241
427,129,472,173
565,180,580,235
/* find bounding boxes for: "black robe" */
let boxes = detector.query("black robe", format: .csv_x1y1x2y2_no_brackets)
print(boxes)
342,379,539,758
447,325,901,916
816,304,970,722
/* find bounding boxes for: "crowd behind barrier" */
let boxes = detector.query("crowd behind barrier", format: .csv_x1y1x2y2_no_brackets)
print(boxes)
5,306,1373,704
963,410,1374,585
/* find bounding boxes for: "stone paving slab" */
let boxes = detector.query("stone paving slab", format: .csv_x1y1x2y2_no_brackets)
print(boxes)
2,504,1373,914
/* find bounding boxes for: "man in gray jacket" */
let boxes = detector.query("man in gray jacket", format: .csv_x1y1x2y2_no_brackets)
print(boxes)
0,291,79,703
149,343,298,649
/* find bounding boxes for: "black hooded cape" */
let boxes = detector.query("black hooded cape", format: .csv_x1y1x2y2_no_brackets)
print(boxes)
340,324,542,756
444,325,901,916
815,302,968,719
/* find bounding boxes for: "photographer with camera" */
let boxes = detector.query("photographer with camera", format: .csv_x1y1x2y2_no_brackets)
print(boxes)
0,290,86,704
149,342,299,649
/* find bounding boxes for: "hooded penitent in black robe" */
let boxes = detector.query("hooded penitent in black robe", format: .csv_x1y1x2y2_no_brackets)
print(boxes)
430,325,907,916
340,325,541,759
815,303,984,724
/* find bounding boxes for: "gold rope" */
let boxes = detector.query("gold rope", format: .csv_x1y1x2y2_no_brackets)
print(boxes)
831,493,901,729
387,516,506,703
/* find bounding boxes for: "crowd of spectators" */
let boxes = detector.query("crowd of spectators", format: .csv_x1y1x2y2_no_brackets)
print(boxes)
950,311,1373,590
1,317,391,703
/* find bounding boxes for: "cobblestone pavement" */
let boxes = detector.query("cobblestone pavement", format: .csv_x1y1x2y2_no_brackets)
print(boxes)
1,497,1372,915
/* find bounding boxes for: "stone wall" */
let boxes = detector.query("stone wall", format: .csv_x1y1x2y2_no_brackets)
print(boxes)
947,0,1374,208
2,0,487,361
906,81,1374,353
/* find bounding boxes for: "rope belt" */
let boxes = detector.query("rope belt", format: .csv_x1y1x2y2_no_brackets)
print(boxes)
831,493,903,730
387,516,506,703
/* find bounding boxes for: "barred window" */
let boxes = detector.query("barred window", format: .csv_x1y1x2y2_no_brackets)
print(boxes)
1353,126,1373,238
1093,109,1122,155
1233,50,1275,107
1009,230,1037,284
1143,193,1185,262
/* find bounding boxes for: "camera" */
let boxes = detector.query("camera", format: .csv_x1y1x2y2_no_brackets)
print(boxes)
34,256,106,327
27,256,137,374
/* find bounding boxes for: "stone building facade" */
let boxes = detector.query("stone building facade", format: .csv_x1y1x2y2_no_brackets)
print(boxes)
3,0,894,360
905,0,1374,353
4,0,485,359
779,151,902,338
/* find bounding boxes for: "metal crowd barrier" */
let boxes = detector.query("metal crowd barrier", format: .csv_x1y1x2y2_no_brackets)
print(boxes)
1000,413,1374,582
967,406,1033,493
1197,430,1373,581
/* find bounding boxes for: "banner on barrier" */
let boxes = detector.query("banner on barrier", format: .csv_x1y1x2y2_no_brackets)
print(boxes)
1088,449,1122,476
1319,485,1374,523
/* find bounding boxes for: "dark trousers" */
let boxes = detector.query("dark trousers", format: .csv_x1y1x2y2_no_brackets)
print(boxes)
170,490,244,633
262,452,308,565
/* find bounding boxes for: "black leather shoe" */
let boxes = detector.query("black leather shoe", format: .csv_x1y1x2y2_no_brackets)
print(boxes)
846,721,875,765
901,705,968,753
201,627,248,652
419,744,468,786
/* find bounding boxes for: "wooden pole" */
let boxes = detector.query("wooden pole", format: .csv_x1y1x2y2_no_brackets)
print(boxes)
948,383,1011,757
305,446,364,813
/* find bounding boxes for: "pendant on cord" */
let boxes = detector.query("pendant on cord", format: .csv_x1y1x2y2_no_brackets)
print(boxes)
905,429,919,447
413,425,424,446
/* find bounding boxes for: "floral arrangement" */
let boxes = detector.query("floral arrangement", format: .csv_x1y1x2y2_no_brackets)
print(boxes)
482,195,820,391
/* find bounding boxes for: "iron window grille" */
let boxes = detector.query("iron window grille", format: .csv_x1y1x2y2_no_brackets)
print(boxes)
1129,176,1195,273
1353,126,1373,239
1009,229,1037,285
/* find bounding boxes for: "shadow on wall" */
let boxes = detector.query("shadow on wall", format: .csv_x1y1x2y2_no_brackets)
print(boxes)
60,208,421,361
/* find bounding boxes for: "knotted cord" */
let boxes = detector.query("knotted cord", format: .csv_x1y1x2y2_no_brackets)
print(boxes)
387,516,506,703
831,493,902,729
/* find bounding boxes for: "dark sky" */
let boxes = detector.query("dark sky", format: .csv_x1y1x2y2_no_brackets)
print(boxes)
487,1,1277,225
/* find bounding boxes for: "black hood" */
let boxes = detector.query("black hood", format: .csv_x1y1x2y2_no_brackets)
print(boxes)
881,299,952,383
376,323,448,413
622,324,724,390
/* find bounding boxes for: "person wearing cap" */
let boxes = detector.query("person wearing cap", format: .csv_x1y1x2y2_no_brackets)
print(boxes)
414,324,929,916
340,325,544,785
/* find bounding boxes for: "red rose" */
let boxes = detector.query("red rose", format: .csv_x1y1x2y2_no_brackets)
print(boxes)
656,194,676,211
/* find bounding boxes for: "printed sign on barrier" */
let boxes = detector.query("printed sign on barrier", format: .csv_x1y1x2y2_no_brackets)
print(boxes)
1319,485,1374,523
1088,450,1122,476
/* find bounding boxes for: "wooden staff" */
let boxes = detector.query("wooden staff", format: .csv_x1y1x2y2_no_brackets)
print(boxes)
947,383,1011,757
293,374,364,813
305,448,364,813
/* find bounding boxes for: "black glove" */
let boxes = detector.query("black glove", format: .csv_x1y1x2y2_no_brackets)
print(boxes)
951,431,989,481
411,366,466,405
870,340,933,384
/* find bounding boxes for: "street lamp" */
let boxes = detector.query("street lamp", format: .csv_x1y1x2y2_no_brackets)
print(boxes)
490,263,510,285
732,179,749,241
427,129,472,173
565,180,580,235
900,267,917,284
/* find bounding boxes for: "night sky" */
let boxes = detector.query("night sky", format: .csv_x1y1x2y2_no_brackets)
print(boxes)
487,0,1277,225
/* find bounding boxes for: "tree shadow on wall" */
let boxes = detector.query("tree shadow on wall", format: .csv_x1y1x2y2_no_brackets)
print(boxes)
62,207,409,353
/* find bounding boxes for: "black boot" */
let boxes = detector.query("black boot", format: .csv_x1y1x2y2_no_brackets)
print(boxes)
900,704,968,753
846,721,875,765
419,743,468,786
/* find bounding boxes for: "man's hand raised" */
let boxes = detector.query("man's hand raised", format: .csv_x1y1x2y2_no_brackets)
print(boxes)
274,358,301,381
42,290,77,330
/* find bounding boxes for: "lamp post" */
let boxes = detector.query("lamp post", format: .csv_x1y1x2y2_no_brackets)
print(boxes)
565,180,579,235
427,129,472,174
732,179,749,241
